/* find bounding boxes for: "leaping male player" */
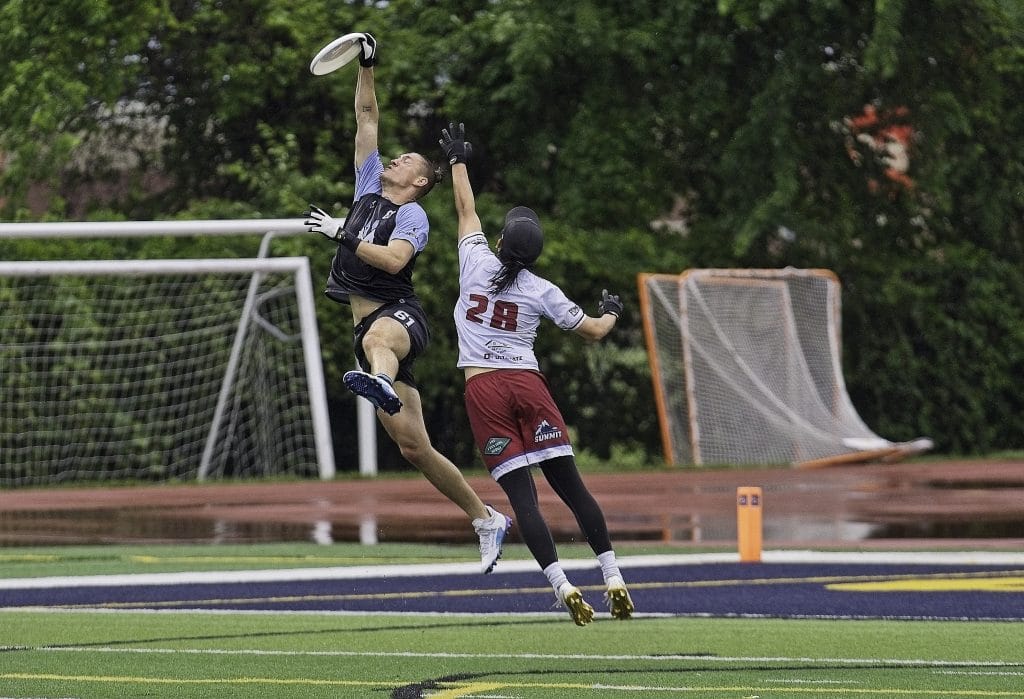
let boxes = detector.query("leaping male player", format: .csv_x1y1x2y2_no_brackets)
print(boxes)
304,33,511,573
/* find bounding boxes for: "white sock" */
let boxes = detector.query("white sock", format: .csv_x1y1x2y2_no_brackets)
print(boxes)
543,562,569,593
598,550,622,583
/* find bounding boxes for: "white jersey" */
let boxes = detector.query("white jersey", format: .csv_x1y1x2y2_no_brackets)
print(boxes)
455,232,584,370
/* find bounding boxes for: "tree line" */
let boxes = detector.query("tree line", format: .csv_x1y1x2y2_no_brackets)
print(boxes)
2,0,1022,473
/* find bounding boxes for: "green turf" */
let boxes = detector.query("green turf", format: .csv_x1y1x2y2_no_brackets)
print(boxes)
2,611,1022,698
3,543,1023,697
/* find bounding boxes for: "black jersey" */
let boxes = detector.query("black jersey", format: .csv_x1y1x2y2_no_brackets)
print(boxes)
325,151,429,304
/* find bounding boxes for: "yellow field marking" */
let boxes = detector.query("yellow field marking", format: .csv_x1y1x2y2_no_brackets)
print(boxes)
50,569,1024,609
618,570,1024,590
4,674,1022,696
829,577,1024,592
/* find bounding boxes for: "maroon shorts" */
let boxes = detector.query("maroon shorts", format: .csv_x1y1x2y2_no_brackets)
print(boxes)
464,369,574,480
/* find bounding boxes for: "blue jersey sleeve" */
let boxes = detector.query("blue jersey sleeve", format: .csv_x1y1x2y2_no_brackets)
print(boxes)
354,151,383,201
392,204,429,253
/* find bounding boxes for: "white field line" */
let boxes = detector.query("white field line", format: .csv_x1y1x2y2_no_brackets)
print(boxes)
2,645,1023,669
4,551,1024,590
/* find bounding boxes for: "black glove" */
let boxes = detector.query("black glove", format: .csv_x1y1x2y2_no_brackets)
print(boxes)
358,33,377,67
598,289,623,318
439,122,473,165
304,204,360,252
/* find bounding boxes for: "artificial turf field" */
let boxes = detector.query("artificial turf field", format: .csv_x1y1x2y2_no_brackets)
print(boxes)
2,543,1023,698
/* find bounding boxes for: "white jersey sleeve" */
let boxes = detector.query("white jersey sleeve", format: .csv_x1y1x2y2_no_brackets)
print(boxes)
455,232,584,370
538,280,586,331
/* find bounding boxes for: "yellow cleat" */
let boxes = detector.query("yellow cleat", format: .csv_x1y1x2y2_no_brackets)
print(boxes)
604,576,634,620
557,584,595,626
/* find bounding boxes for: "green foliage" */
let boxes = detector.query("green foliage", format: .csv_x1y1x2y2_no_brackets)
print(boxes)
843,245,1024,454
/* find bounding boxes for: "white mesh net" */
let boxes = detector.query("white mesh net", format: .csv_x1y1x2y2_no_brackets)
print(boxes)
640,269,930,466
0,259,327,485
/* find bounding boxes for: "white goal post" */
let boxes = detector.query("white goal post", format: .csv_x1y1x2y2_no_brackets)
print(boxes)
0,223,340,486
638,268,933,468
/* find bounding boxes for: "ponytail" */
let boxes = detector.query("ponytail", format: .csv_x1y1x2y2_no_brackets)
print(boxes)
487,260,529,294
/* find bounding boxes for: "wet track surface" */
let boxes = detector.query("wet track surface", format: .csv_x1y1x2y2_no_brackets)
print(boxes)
2,460,1024,548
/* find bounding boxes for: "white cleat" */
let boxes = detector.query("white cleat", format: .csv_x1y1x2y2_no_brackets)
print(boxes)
473,505,511,574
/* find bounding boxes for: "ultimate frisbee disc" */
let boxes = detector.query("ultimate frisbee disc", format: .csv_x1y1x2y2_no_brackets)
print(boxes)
310,33,364,75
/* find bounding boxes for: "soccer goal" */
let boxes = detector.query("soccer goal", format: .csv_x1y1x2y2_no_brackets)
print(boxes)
0,256,334,486
638,268,932,468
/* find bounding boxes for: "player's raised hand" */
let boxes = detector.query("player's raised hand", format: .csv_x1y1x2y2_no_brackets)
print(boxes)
598,289,623,318
439,122,473,165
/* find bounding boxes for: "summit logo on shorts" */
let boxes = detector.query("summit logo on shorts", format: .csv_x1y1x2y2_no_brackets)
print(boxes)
534,419,563,443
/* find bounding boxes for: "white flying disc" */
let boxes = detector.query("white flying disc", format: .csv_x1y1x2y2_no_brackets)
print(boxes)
310,32,364,75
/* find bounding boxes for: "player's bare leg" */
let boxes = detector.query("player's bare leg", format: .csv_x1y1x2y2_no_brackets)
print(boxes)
360,316,406,381
380,385,511,572
356,317,483,515
377,385,486,518
342,317,406,414
353,316,511,571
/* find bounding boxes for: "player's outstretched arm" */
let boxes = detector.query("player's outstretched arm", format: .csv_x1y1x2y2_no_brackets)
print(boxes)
440,122,480,241
353,36,379,168
304,203,413,274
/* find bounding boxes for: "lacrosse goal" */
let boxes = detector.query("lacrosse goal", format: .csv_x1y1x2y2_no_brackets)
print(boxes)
638,268,932,468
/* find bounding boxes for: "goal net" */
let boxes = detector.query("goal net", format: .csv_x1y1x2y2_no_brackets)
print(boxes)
0,257,334,486
638,268,932,467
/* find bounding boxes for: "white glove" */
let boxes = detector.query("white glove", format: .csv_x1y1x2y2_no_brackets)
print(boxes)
304,204,343,241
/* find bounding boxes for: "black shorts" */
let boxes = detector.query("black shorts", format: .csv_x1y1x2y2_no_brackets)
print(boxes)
352,299,430,388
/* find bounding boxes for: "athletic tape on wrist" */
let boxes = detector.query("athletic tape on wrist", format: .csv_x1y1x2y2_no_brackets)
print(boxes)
339,232,361,253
